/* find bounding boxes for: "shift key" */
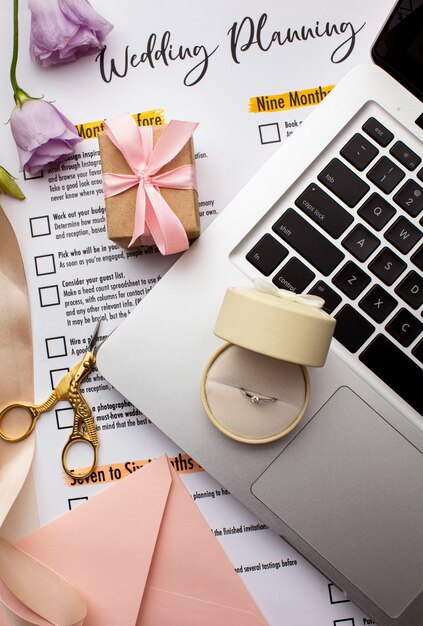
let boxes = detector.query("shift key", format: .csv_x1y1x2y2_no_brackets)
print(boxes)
272,208,345,276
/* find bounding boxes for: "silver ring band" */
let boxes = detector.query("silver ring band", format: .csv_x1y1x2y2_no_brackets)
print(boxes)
240,388,277,405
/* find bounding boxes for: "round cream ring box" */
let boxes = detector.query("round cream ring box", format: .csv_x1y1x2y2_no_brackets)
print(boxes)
200,286,336,444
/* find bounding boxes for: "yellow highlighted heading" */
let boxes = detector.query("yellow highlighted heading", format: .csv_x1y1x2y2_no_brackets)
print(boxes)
76,109,166,140
249,85,334,113
65,452,203,487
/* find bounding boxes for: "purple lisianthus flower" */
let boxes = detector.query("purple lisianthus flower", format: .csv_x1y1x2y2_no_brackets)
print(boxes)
10,99,82,175
29,0,113,67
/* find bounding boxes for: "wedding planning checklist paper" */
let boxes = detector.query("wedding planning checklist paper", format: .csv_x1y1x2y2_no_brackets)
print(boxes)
0,1,393,623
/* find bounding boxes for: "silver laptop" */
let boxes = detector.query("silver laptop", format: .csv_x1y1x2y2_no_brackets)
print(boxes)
97,2,423,625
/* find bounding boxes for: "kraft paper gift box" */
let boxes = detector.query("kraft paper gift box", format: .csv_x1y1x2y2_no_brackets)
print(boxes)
98,117,200,252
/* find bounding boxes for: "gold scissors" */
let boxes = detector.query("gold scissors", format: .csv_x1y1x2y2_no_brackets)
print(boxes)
0,320,102,479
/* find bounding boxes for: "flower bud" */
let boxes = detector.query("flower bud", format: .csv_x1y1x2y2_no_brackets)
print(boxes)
29,0,113,66
0,166,25,200
10,99,82,175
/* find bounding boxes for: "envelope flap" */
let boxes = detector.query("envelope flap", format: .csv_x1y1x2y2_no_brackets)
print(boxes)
1,457,172,626
139,463,267,624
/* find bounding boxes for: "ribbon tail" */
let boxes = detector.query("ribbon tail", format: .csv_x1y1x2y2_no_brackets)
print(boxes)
144,185,189,255
129,182,147,247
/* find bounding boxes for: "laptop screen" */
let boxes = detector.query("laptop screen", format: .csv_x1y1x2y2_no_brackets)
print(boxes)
372,0,423,102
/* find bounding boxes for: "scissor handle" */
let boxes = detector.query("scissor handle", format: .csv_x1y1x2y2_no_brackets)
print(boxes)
0,392,58,442
62,385,99,479
62,433,98,480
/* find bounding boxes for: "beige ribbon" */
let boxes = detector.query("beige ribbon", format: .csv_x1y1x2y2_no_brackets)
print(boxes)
253,277,325,309
0,205,87,626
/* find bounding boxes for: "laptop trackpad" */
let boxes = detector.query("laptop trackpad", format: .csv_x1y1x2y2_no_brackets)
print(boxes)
251,386,423,618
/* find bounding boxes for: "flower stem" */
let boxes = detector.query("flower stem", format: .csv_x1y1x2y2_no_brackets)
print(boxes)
10,0,20,94
10,0,31,106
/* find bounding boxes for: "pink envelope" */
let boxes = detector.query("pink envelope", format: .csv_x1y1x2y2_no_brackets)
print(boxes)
0,456,266,625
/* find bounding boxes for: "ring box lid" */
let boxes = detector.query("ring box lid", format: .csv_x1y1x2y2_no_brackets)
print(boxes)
213,287,336,367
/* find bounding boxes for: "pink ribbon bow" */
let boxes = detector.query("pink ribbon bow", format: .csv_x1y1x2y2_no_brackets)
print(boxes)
103,113,198,255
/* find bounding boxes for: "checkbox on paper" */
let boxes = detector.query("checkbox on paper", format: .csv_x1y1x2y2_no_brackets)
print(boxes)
68,497,88,510
45,336,67,359
328,583,350,604
30,215,51,237
24,169,43,180
50,367,69,389
333,619,355,626
56,407,74,430
259,122,281,145
35,254,56,276
39,285,60,307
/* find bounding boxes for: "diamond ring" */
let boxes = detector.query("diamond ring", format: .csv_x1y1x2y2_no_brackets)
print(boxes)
240,388,277,405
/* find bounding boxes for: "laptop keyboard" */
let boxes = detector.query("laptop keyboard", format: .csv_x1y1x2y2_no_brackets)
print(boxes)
242,112,423,415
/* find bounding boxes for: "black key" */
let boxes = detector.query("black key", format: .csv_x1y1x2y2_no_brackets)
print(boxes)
395,271,423,310
359,285,397,323
362,117,394,147
295,184,353,238
367,156,405,194
334,305,375,353
318,158,370,208
411,244,423,271
412,339,423,364
393,179,423,217
385,216,422,254
308,281,342,314
246,234,288,276
418,167,423,182
369,247,407,285
359,335,423,414
272,258,315,292
272,209,345,276
358,193,396,231
389,141,421,171
342,224,380,261
340,133,379,171
386,308,422,347
332,261,371,299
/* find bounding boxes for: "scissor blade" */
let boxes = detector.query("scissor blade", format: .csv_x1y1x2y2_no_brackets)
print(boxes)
54,320,103,400
88,318,103,352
